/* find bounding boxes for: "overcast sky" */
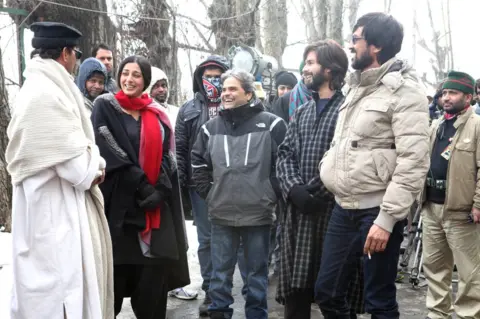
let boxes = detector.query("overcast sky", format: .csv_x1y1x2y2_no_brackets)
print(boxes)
1,0,478,101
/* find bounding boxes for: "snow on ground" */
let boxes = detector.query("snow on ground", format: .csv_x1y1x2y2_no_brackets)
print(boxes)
0,222,201,319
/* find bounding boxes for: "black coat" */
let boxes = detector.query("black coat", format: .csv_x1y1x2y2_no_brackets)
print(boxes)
272,91,292,124
175,93,209,187
175,55,230,187
91,93,190,290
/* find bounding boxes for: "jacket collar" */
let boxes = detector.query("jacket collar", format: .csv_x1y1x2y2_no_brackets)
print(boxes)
219,99,264,126
453,107,473,129
312,89,344,103
347,57,404,88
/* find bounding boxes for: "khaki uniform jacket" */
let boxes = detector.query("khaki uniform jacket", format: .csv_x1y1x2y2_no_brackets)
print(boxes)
421,108,480,213
320,58,430,232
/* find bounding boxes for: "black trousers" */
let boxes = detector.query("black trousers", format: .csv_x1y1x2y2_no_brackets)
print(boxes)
284,290,357,319
114,264,169,319
284,290,314,319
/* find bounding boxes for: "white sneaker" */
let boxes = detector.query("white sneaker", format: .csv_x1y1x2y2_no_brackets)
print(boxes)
168,287,198,300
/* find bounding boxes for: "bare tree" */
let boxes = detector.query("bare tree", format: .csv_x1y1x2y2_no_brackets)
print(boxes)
0,41,12,232
415,0,453,84
348,0,362,32
384,0,393,13
6,0,117,62
327,0,344,44
129,0,180,105
315,0,328,41
301,0,346,45
262,0,288,68
208,0,261,55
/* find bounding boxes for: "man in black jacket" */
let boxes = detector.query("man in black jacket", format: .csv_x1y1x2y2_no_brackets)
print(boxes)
175,55,246,316
191,69,287,319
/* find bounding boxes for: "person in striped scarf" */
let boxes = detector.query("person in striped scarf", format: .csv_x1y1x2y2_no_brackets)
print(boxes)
271,61,313,123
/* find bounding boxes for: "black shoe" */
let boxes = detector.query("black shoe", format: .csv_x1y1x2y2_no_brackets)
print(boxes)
209,312,225,319
199,293,212,317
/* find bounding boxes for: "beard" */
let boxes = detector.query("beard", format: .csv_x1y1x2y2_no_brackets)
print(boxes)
305,68,327,91
154,95,167,103
444,98,467,115
351,50,374,70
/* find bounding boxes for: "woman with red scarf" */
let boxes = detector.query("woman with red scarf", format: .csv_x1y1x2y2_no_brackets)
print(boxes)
91,55,189,318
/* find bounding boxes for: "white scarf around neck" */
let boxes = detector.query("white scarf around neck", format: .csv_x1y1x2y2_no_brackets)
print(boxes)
6,57,96,184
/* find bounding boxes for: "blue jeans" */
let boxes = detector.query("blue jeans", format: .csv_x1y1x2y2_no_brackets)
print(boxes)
209,224,270,319
189,190,247,293
268,222,281,273
315,204,405,319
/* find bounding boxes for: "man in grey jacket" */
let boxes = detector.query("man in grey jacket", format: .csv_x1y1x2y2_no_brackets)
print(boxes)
191,69,286,319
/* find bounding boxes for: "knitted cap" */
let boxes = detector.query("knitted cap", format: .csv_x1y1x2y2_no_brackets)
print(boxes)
442,71,475,95
275,71,297,89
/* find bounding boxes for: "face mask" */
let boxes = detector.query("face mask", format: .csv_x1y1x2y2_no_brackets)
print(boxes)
202,76,222,103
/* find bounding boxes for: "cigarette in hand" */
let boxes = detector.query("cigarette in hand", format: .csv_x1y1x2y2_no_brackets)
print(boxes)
368,251,371,260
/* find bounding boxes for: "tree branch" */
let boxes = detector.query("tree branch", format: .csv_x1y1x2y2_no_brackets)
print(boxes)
4,77,20,87
198,0,209,10
176,13,211,29
177,42,214,54
190,21,215,52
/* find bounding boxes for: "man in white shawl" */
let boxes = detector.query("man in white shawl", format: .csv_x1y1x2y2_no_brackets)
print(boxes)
6,22,114,319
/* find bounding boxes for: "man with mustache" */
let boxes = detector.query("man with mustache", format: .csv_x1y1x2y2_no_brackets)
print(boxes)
420,71,480,319
315,13,430,318
276,40,364,319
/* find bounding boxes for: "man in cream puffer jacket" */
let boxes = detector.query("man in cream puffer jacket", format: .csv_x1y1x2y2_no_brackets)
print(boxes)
315,12,430,318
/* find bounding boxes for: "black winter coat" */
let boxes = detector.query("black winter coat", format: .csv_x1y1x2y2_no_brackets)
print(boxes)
175,55,230,187
272,91,292,124
91,93,190,290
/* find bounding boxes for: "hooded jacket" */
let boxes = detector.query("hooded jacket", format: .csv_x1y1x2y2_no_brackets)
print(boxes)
145,67,179,128
191,99,287,226
175,55,230,187
105,77,118,94
76,57,107,114
319,58,430,232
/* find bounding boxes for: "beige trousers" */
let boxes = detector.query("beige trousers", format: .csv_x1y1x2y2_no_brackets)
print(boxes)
422,201,480,319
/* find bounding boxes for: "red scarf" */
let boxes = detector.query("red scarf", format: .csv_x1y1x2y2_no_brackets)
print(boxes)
115,90,163,241
444,105,470,120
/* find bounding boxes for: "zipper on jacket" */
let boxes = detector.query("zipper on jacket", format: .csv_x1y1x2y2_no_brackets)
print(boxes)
224,135,230,167
244,133,251,166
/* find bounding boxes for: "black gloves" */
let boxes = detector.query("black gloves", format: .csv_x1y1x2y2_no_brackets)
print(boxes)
137,178,163,211
138,190,163,211
289,184,322,214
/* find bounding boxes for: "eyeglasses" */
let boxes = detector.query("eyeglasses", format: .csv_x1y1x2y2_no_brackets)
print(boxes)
73,48,82,60
352,35,365,45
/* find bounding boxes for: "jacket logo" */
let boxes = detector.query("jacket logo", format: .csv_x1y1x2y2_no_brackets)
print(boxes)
256,123,266,128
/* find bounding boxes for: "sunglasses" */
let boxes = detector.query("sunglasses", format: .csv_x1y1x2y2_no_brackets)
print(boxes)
352,35,365,45
73,48,83,59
